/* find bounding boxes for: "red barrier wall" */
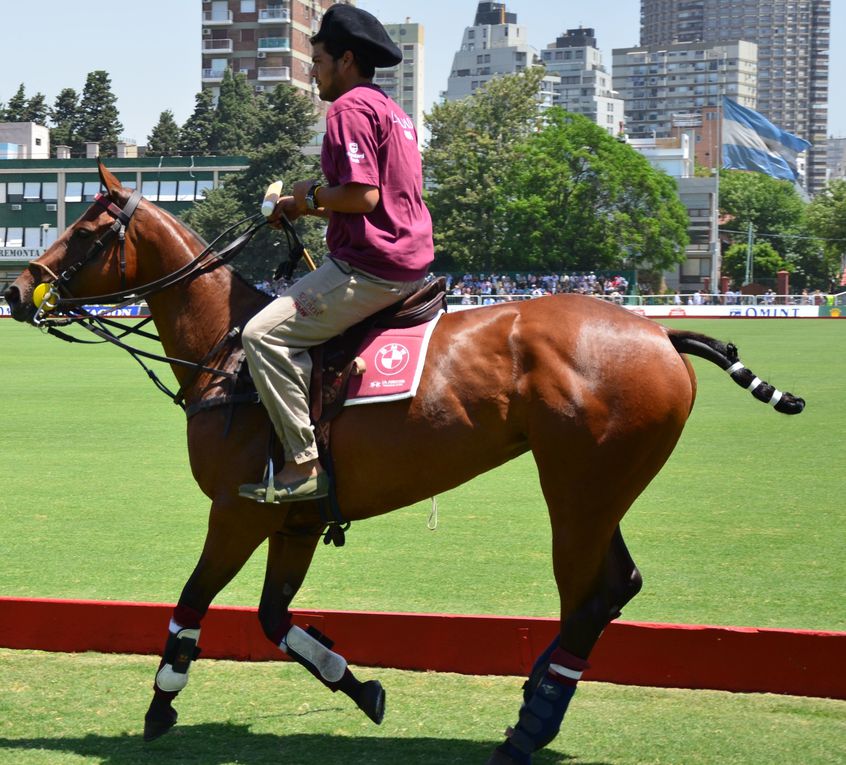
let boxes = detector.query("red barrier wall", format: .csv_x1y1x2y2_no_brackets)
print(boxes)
0,597,843,699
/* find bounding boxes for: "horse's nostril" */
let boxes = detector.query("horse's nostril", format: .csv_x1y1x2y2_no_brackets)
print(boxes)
3,285,20,306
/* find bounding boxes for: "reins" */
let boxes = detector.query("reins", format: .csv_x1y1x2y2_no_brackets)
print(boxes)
33,189,307,409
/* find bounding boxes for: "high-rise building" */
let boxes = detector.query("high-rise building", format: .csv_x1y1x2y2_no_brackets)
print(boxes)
613,40,758,146
374,23,425,146
827,137,846,182
201,0,352,102
541,28,624,136
639,0,831,192
444,2,549,102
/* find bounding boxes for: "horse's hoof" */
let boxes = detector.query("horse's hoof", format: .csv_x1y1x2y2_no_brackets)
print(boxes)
485,745,528,765
355,679,385,725
143,703,178,742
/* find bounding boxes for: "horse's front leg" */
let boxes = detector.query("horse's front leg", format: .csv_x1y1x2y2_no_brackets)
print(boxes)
258,526,386,724
143,498,268,741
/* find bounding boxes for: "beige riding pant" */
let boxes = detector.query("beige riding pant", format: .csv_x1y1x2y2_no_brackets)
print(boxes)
242,258,426,465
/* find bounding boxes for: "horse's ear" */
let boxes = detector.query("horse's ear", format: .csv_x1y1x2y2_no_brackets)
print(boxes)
98,160,121,198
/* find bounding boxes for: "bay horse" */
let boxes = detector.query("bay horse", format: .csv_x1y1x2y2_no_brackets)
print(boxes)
3,164,804,765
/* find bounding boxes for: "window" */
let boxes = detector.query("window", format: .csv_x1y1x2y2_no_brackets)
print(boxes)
7,182,23,202
159,180,177,201
42,182,58,201
5,228,23,247
177,180,196,202
0,183,6,204
240,0,255,12
65,182,83,202
24,228,42,247
141,180,159,200
24,182,41,201
83,181,101,201
195,180,214,199
43,227,58,247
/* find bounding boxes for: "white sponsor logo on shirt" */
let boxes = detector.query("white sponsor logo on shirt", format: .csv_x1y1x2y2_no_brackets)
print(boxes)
391,112,416,141
347,141,366,163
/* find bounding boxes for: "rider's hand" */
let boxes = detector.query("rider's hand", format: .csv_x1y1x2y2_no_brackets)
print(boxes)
268,195,301,227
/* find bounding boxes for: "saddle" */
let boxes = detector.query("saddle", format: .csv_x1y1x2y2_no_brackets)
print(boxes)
308,275,447,425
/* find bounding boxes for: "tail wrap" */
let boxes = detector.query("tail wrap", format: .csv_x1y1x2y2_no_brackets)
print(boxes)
668,330,805,415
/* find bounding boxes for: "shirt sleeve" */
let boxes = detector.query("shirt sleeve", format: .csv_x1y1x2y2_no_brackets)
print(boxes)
324,106,380,187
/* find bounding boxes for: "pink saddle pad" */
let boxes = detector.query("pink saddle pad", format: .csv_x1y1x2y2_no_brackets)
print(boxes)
345,312,444,406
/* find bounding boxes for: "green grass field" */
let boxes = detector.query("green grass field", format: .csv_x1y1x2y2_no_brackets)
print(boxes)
0,318,842,630
0,317,844,764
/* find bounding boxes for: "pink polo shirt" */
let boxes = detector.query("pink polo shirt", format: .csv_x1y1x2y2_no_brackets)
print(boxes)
321,84,434,281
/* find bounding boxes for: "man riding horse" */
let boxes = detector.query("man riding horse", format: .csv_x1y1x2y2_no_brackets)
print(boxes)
239,4,434,504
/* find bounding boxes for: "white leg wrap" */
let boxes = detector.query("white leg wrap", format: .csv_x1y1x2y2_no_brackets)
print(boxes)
155,627,201,693
281,625,347,683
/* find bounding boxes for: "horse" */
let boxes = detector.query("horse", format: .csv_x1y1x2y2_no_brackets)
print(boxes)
3,164,804,765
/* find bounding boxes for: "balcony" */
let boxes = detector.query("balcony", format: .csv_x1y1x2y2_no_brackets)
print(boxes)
202,69,226,82
202,39,234,53
259,7,291,23
258,66,291,81
257,37,290,52
202,9,233,25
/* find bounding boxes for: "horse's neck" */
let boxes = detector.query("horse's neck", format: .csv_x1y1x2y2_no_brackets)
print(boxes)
136,210,265,387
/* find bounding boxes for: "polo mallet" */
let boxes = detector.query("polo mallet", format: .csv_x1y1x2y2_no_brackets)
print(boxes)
262,181,317,272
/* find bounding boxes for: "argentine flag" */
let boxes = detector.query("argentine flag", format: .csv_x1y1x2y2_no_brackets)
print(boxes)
722,97,811,182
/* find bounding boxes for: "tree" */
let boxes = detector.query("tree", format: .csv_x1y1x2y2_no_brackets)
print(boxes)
179,89,216,156
146,110,181,155
4,84,28,120
805,179,846,290
502,110,689,272
721,240,789,286
21,93,49,124
50,88,80,149
210,69,260,155
424,68,546,271
717,170,831,289
74,70,123,156
181,83,322,283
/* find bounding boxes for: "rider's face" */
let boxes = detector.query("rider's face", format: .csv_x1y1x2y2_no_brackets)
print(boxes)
311,42,344,102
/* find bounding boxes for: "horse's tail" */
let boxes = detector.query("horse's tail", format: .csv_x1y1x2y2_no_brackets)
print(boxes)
667,329,805,415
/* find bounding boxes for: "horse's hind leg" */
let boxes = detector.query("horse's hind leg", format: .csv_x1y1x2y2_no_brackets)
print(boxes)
143,499,268,741
490,443,648,765
257,531,386,724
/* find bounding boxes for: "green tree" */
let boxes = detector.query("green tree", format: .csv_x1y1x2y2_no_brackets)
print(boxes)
22,93,49,124
179,89,216,156
210,69,260,155
50,88,80,150
146,110,182,155
424,68,546,271
805,179,846,290
502,110,689,272
4,84,28,120
721,240,789,286
74,70,123,156
182,83,322,283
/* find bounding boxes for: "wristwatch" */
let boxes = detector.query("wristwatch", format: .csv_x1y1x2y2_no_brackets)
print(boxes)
305,181,322,211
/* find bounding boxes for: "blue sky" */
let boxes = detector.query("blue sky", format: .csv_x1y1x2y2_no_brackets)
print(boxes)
0,1,842,144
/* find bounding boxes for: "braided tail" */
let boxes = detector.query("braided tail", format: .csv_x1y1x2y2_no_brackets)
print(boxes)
668,329,805,415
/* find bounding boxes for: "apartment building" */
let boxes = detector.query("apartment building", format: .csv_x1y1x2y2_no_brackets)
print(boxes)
613,40,758,149
540,28,624,136
444,2,549,102
639,0,830,192
201,0,351,101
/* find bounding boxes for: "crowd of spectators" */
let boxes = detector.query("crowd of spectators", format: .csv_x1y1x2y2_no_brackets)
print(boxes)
442,272,633,304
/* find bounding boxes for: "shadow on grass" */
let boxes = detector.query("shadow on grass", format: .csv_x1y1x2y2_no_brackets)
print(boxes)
0,722,613,765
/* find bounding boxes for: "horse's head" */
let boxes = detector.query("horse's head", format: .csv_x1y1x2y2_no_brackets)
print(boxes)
3,163,143,323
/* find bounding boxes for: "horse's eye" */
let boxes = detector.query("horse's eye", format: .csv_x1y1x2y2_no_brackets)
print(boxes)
75,228,93,240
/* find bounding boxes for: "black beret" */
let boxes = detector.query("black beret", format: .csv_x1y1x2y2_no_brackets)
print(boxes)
312,4,403,68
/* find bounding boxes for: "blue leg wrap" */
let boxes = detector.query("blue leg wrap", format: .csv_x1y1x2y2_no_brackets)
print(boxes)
498,677,577,764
